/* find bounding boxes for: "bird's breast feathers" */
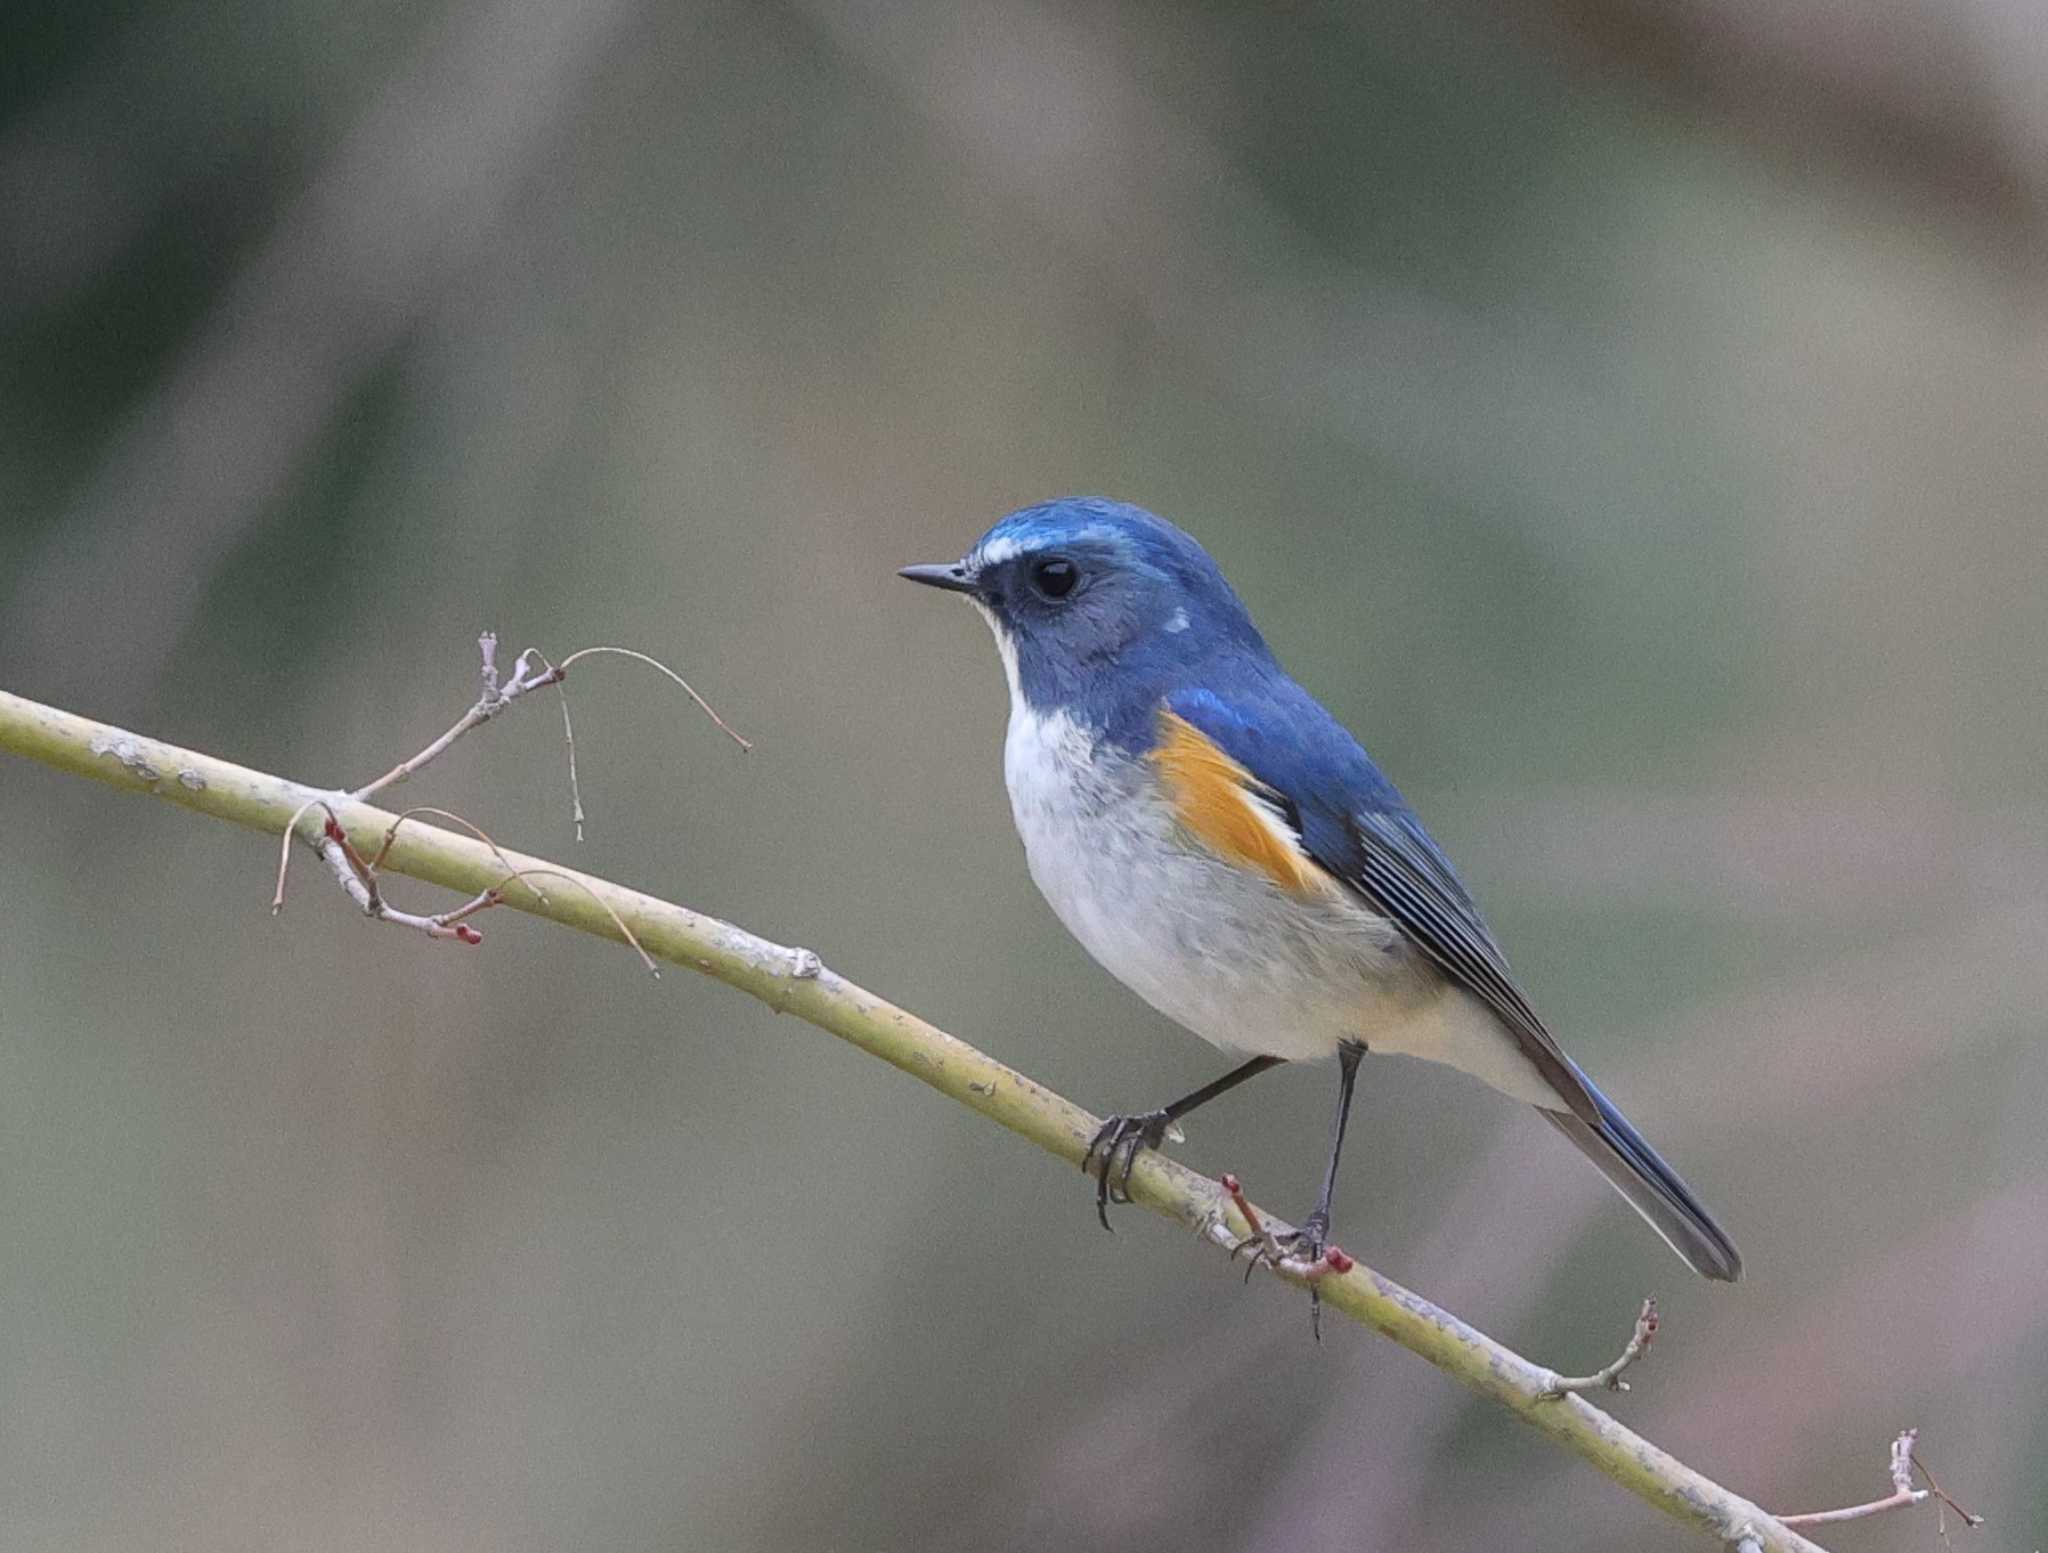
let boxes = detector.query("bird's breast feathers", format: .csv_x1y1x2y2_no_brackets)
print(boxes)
1001,695,1419,1062
1003,699,1330,898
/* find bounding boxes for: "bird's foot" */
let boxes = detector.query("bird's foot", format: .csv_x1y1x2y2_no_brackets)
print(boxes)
1084,1108,1177,1229
1229,1209,1327,1275
1228,1208,1341,1341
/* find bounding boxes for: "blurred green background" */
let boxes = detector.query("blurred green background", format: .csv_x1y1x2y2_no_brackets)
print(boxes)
4,1,2046,1548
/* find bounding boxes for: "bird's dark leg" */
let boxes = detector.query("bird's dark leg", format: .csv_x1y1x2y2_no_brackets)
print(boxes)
1236,1044,1368,1335
1297,1040,1365,1255
1087,1054,1283,1229
1288,1040,1364,1339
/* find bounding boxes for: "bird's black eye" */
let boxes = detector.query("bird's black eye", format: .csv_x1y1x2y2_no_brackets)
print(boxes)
1031,557,1078,600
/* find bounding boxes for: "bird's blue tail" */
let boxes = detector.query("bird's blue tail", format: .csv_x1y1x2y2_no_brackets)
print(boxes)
1540,1068,1742,1282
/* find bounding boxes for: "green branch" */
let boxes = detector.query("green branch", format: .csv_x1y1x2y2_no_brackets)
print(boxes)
0,686,1820,1552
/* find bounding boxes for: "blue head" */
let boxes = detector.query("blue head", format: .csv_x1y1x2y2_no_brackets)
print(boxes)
900,498,1273,724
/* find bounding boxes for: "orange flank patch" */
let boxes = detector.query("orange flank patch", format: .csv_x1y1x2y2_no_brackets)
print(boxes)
1149,709,1328,897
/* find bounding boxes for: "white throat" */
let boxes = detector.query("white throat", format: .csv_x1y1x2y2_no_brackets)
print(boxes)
969,600,1025,713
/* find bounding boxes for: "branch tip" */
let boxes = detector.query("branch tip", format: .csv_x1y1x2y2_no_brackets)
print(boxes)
496,868,660,976
1911,1445,1985,1529
272,793,337,911
1541,1297,1659,1398
1779,1427,1980,1531
552,672,585,841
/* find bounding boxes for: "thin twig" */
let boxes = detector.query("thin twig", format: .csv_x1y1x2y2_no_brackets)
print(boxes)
1778,1428,1981,1530
279,797,506,945
551,667,586,841
273,632,742,907
371,807,525,886
1541,1297,1660,1397
1221,1171,1286,1276
272,793,334,911
435,889,503,927
350,698,491,802
1912,1447,1986,1530
314,813,496,945
296,796,655,970
555,645,752,749
495,868,660,976
351,631,562,801
322,814,377,885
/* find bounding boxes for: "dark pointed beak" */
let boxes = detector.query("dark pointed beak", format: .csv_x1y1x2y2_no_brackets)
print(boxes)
897,561,977,595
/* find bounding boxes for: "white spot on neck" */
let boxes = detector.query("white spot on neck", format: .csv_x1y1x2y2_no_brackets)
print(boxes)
1164,607,1190,634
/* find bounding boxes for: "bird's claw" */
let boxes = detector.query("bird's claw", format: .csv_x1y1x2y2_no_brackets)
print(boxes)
1084,1109,1175,1229
1220,1176,1289,1280
1229,1217,1325,1275
1226,1225,1288,1282
1228,1213,1333,1340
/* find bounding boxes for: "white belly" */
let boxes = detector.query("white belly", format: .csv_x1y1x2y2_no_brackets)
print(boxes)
1003,705,1409,1061
1000,703,1561,1106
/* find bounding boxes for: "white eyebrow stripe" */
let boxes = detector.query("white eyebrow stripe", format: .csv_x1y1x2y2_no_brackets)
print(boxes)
975,524,1123,572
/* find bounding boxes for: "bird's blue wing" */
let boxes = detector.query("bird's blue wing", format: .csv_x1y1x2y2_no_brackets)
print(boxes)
1162,682,1600,1125
1160,680,1741,1279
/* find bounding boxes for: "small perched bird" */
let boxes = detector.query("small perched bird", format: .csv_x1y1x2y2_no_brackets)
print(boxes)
901,498,1741,1304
